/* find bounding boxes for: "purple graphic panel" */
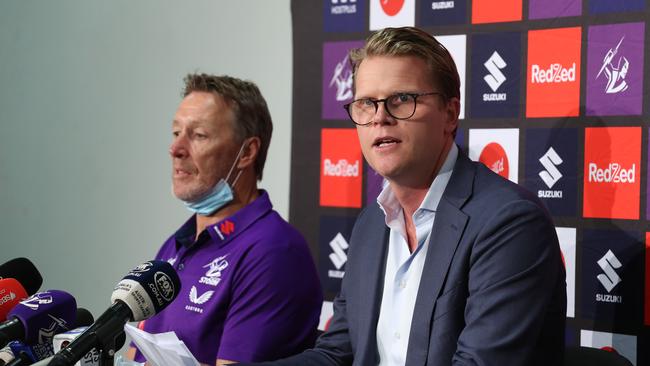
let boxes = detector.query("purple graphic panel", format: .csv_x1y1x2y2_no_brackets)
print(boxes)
586,22,645,116
529,0,581,19
322,41,364,120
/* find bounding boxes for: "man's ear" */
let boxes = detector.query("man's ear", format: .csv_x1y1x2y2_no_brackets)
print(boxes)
237,137,261,169
444,97,460,135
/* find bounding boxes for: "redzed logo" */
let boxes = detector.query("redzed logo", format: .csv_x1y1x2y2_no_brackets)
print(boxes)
588,163,636,184
583,127,640,219
380,0,404,15
530,63,577,83
479,142,509,179
219,220,235,236
526,27,581,117
320,129,362,208
323,159,359,177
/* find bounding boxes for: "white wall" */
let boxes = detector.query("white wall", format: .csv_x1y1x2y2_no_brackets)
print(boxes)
0,0,293,319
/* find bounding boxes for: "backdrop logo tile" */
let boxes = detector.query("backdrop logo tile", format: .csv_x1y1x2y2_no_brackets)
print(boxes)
435,34,466,119
524,128,578,216
471,0,522,24
418,0,467,26
369,0,414,30
468,128,519,183
556,227,576,318
526,27,581,118
583,127,640,219
320,129,362,208
323,0,366,33
470,32,521,118
589,0,645,14
319,216,356,293
322,41,364,120
580,330,637,365
529,0,581,19
586,22,645,116
581,230,643,326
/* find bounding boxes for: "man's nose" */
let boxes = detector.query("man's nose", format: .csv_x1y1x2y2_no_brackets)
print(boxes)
370,101,397,126
169,134,189,158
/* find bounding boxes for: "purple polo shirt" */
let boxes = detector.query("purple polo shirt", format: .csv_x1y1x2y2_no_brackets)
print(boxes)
133,191,322,364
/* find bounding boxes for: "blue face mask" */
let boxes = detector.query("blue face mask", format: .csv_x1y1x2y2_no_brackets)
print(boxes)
182,142,246,216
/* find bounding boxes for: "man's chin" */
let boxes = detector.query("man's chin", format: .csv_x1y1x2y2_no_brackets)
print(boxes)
173,187,210,203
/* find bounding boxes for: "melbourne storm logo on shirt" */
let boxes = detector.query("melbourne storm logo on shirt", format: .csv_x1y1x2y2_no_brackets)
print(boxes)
199,255,229,287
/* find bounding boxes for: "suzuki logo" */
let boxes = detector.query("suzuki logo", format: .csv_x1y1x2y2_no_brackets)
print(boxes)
484,51,507,92
329,233,349,270
538,147,563,189
597,250,622,293
597,36,629,94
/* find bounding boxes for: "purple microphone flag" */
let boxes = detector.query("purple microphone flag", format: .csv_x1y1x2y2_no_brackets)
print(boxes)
9,290,76,344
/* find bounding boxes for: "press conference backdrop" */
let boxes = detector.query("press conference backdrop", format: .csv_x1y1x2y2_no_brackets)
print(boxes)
0,0,293,319
290,1,650,364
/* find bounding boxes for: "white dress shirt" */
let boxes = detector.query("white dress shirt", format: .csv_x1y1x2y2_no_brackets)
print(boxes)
375,144,458,366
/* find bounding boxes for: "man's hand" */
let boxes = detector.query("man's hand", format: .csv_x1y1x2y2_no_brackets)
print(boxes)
215,359,237,366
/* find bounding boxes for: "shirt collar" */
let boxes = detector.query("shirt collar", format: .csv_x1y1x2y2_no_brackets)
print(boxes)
377,143,458,219
173,189,273,249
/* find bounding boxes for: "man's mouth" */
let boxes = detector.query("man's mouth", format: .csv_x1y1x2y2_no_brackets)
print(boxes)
373,136,401,148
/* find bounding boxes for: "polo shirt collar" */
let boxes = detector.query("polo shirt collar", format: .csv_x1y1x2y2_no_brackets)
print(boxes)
173,190,273,249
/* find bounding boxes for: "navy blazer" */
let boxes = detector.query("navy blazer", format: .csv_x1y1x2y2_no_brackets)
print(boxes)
246,152,566,366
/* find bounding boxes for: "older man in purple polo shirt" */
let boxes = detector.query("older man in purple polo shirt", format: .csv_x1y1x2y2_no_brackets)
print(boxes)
127,74,322,365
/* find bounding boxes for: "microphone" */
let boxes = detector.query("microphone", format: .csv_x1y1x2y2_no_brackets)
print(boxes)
0,280,28,322
3,308,94,366
0,258,43,296
48,260,181,366
0,290,76,348
74,309,94,330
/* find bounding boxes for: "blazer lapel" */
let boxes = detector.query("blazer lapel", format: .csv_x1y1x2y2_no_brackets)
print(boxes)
405,153,475,366
356,204,389,365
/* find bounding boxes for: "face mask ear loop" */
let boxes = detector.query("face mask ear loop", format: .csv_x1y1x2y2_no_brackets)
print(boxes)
225,141,248,187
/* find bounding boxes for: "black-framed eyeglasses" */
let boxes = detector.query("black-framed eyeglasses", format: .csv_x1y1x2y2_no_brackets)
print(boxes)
343,92,443,126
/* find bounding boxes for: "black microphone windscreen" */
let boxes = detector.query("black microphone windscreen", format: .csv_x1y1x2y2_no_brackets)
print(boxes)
74,308,94,328
0,259,42,295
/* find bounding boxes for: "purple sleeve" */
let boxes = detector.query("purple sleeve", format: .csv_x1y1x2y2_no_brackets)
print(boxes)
217,245,322,362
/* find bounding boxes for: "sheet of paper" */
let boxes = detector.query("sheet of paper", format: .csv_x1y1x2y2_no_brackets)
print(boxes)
124,323,200,366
